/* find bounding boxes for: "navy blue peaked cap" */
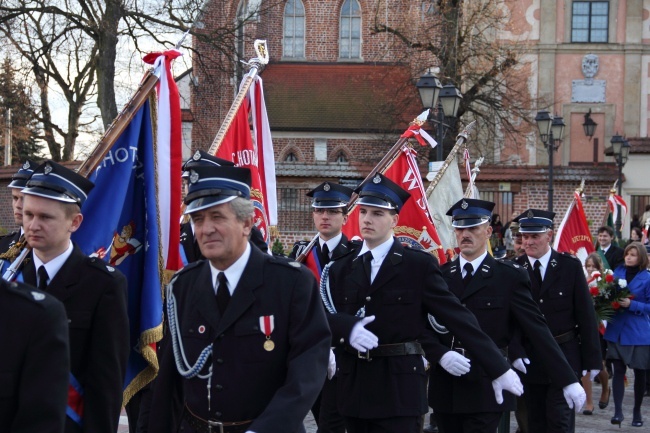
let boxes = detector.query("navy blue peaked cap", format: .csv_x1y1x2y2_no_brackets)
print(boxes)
182,150,235,178
8,160,39,189
184,165,252,214
355,173,410,213
307,182,353,208
514,209,556,233
446,198,495,228
22,160,94,206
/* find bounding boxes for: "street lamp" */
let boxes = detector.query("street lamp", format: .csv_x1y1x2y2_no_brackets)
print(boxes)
416,73,462,162
535,110,565,213
582,109,597,139
607,134,631,239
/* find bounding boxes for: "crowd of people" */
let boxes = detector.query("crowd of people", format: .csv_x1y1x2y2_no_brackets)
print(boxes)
1,153,649,433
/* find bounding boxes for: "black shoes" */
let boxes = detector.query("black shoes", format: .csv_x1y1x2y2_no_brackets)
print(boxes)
632,411,643,427
610,414,623,428
598,389,610,409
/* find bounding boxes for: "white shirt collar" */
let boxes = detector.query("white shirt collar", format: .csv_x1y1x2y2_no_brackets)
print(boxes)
33,241,74,286
357,237,394,283
527,248,552,275
459,250,489,276
600,244,610,253
209,242,252,295
320,233,343,257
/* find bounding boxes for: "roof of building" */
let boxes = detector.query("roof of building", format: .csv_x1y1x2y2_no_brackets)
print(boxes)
262,63,422,133
628,137,650,154
468,163,621,183
275,161,375,179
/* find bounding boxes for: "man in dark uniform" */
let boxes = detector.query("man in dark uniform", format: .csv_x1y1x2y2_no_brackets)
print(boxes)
289,181,356,433
0,160,37,257
427,199,585,433
180,150,268,264
596,225,624,270
322,174,523,433
19,160,130,433
514,209,602,433
0,277,70,433
149,164,331,433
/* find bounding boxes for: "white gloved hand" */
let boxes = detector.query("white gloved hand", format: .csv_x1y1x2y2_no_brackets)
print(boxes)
422,355,429,371
438,351,471,376
327,349,336,380
581,369,600,381
512,358,530,374
491,369,524,404
563,382,586,412
349,316,378,352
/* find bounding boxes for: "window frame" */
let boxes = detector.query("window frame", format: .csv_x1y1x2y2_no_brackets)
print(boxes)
282,0,306,60
339,0,362,60
571,1,610,43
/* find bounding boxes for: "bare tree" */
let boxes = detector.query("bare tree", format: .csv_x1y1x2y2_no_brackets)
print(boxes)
0,0,263,160
370,0,539,163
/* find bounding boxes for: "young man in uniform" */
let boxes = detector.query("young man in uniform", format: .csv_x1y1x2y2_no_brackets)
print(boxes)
289,181,356,433
322,173,523,433
149,164,331,433
20,160,130,433
514,209,602,433
427,198,585,433
0,160,37,256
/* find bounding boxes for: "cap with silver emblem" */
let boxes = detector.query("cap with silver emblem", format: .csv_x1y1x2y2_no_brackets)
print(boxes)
8,160,38,189
181,150,235,179
306,182,353,209
183,165,252,214
446,198,495,228
514,209,556,233
354,173,410,213
22,160,94,207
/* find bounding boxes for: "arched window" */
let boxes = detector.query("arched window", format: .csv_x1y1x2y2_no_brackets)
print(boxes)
340,0,361,59
335,151,348,163
285,152,298,162
283,0,305,58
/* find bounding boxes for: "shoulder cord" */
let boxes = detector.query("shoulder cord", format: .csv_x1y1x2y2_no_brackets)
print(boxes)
319,261,365,318
166,276,213,380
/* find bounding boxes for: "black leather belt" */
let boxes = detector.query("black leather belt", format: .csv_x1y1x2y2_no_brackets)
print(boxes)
346,341,424,361
554,329,579,345
183,406,252,433
453,344,508,358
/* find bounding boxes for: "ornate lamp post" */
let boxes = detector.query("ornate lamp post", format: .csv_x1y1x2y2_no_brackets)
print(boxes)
535,110,565,213
416,73,462,163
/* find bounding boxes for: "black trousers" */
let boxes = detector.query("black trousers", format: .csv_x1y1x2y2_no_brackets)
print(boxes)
524,382,575,433
318,377,345,433
344,415,421,433
435,411,502,433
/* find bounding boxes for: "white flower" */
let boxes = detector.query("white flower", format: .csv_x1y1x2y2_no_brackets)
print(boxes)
618,279,627,288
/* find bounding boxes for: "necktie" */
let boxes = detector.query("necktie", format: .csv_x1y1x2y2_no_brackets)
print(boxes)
215,272,230,315
362,251,373,284
533,260,543,286
38,265,49,291
321,243,330,265
462,262,474,287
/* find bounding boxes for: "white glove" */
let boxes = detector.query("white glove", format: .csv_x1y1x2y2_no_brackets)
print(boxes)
438,351,471,376
422,355,429,371
512,358,530,374
582,369,600,381
349,316,378,352
327,349,336,380
491,369,524,404
563,382,586,412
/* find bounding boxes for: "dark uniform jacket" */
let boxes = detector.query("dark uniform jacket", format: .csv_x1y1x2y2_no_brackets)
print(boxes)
514,250,601,383
325,239,511,419
21,245,130,433
428,254,578,414
149,243,331,433
289,233,357,263
0,230,21,255
0,279,70,433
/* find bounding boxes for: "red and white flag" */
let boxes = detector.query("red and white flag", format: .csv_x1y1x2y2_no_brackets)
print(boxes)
143,50,184,272
553,190,594,265
216,76,276,242
607,192,628,230
343,146,447,264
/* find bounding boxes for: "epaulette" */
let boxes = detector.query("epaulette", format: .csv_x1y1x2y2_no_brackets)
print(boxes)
559,251,581,262
292,240,310,247
495,258,527,274
335,248,358,260
172,260,203,278
4,280,50,306
86,256,122,276
268,254,304,270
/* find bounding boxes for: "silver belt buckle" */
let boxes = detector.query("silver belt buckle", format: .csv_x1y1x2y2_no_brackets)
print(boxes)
207,420,224,433
358,350,372,361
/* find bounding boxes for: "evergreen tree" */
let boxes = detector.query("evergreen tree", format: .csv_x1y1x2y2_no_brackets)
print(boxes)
0,57,43,163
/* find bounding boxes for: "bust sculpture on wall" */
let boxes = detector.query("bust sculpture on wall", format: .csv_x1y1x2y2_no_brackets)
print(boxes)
572,53,605,103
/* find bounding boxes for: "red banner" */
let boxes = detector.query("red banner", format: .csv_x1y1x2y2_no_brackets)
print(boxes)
553,191,594,264
343,146,447,264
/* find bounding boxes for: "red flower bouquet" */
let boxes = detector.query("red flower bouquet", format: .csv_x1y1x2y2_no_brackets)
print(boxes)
587,269,632,323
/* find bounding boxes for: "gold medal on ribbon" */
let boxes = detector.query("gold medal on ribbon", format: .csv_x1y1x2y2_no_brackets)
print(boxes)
260,315,275,351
